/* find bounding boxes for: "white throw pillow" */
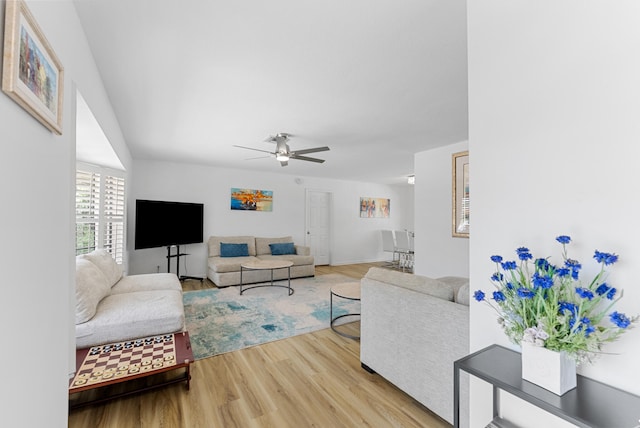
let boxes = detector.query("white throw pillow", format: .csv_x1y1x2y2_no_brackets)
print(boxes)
81,249,123,286
75,258,111,324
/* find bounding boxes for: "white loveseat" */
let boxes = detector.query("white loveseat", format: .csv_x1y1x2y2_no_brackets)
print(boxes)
75,249,185,348
360,267,469,425
207,235,315,287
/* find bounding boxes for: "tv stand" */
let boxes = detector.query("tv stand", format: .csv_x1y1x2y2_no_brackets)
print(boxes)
166,245,203,282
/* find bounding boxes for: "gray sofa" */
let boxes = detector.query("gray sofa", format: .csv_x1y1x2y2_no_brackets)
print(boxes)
360,267,469,425
207,235,315,287
75,249,185,348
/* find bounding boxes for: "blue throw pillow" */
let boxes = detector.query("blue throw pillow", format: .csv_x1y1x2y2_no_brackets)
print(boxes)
220,243,249,257
269,242,296,255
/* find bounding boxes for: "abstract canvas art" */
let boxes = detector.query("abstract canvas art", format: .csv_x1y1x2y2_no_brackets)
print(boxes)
359,197,390,218
230,188,273,211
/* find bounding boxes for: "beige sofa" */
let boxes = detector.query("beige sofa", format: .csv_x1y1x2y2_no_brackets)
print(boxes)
207,235,315,287
75,249,185,348
360,267,469,426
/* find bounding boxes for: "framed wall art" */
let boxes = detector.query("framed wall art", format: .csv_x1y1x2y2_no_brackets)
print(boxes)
230,188,273,211
2,0,64,134
360,197,390,218
452,151,469,238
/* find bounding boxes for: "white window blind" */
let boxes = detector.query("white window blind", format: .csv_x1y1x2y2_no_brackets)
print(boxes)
75,167,126,264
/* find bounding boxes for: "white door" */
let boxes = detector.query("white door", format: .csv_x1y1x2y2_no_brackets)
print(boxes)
305,190,331,265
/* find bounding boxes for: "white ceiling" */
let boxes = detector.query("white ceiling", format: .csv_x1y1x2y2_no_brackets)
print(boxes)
73,0,468,185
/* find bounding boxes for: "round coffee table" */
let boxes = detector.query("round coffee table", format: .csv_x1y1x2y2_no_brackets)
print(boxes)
330,282,361,339
239,259,294,295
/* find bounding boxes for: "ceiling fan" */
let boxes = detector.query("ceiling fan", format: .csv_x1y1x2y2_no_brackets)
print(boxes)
233,133,330,167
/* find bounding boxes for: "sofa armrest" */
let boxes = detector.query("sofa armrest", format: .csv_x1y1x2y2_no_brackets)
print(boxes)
295,245,310,256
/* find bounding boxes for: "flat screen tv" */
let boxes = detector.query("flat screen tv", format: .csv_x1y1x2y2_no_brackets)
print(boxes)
134,199,204,250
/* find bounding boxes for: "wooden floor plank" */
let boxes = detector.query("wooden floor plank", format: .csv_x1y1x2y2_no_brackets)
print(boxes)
68,263,451,427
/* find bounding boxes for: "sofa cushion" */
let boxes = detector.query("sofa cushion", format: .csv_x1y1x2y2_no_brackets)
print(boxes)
269,242,296,255
208,256,259,273
208,236,256,257
437,276,470,306
255,236,294,255
220,242,250,257
75,290,185,348
75,258,112,324
80,249,123,287
110,273,182,295
256,254,315,266
364,267,454,302
455,283,470,306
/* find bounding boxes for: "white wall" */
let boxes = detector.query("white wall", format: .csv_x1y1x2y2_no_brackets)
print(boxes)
413,141,469,277
0,1,130,427
468,0,640,426
129,159,414,276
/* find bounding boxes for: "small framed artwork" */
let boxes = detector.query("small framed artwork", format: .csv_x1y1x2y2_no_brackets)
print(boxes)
2,0,64,134
360,197,390,218
452,151,469,237
230,188,273,211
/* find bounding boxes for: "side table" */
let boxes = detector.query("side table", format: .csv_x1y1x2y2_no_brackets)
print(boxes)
454,344,640,428
330,282,361,339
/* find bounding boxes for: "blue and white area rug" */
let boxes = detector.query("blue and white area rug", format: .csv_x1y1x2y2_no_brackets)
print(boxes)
183,274,360,360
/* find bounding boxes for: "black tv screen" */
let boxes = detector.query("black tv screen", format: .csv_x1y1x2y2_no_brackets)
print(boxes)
134,199,204,250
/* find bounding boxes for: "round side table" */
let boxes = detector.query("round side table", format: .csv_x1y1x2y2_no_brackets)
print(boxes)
330,282,361,339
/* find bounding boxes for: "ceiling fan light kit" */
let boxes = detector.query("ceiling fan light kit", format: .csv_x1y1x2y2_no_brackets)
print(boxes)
233,133,330,167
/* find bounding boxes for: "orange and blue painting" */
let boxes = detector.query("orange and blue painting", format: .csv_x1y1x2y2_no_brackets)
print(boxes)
360,197,390,218
230,188,273,211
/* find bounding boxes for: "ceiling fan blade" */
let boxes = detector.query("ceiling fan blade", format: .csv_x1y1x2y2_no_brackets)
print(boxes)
290,146,330,156
290,154,325,163
244,155,273,160
233,145,274,155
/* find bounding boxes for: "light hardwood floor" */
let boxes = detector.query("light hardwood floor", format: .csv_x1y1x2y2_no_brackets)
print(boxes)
68,263,451,428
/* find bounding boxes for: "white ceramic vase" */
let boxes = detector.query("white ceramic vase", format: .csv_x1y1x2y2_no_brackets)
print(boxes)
521,341,577,395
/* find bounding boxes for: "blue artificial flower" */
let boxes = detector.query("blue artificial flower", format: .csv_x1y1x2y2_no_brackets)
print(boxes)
595,283,608,295
505,282,514,290
516,247,533,261
594,250,619,266
556,267,570,278
570,317,595,337
575,287,594,300
473,290,485,302
493,291,506,302
535,258,550,270
610,311,631,329
501,261,517,270
532,272,554,289
597,284,617,300
558,301,578,316
491,272,504,282
517,288,535,299
490,255,503,263
565,259,582,269
556,235,571,244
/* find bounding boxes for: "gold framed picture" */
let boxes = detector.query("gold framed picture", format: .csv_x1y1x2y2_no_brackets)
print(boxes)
2,0,64,134
452,150,469,238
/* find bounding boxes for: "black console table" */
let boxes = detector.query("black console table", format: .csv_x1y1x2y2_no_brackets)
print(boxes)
454,344,640,428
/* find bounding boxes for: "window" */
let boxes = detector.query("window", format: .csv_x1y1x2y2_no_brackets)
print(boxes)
75,165,126,264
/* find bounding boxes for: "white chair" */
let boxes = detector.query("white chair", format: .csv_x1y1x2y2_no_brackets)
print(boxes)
394,230,414,272
381,230,399,268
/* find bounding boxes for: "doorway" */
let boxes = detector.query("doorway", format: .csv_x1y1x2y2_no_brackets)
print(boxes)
305,190,331,265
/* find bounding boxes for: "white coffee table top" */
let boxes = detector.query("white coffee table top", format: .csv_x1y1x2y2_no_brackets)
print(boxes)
331,282,361,300
241,259,294,270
